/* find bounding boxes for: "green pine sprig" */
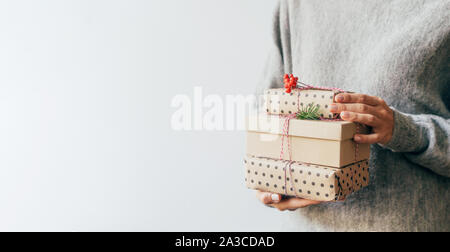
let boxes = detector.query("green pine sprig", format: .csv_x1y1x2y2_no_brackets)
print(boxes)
296,103,321,120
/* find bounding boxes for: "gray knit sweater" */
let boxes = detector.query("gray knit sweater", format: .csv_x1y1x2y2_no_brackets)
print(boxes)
260,0,450,231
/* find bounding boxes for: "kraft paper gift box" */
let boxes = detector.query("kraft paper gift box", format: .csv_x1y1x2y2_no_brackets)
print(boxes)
264,88,344,118
246,114,370,167
244,156,370,202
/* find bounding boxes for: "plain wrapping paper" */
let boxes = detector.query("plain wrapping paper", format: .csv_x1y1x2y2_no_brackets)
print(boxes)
247,114,369,140
246,115,371,167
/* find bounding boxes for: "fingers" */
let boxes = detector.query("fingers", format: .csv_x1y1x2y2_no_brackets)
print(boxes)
330,103,378,115
270,198,321,211
256,191,321,211
338,109,392,144
256,191,281,205
340,111,378,126
354,134,382,144
335,93,382,106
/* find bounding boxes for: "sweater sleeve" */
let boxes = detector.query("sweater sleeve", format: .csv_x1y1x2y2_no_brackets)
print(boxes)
380,109,450,177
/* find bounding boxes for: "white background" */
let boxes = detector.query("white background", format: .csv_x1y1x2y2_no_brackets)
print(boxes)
0,0,286,231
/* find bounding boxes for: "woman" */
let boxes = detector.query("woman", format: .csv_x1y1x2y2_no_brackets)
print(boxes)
256,0,449,231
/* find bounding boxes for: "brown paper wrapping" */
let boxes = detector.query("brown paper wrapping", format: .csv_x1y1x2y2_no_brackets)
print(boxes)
264,88,343,118
248,114,370,141
246,115,371,167
244,156,370,202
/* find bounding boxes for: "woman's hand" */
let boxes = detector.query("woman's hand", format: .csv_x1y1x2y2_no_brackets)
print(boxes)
330,93,394,145
256,191,321,211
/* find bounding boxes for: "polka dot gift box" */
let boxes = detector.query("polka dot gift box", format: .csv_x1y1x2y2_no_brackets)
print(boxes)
244,156,370,202
264,74,348,118
264,88,342,119
247,74,370,201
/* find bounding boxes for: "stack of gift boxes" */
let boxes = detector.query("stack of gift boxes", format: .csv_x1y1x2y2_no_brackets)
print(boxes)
244,86,371,202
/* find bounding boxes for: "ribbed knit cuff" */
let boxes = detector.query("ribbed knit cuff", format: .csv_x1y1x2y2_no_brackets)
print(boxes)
379,109,428,153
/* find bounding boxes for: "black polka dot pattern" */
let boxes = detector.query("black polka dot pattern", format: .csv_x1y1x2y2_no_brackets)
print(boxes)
264,88,339,117
243,156,369,202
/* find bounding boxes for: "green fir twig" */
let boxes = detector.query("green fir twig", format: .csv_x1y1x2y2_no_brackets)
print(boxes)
296,103,321,120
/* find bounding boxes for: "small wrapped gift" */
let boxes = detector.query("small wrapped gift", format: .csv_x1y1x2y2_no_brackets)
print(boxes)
247,114,370,168
264,88,344,118
244,156,370,202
